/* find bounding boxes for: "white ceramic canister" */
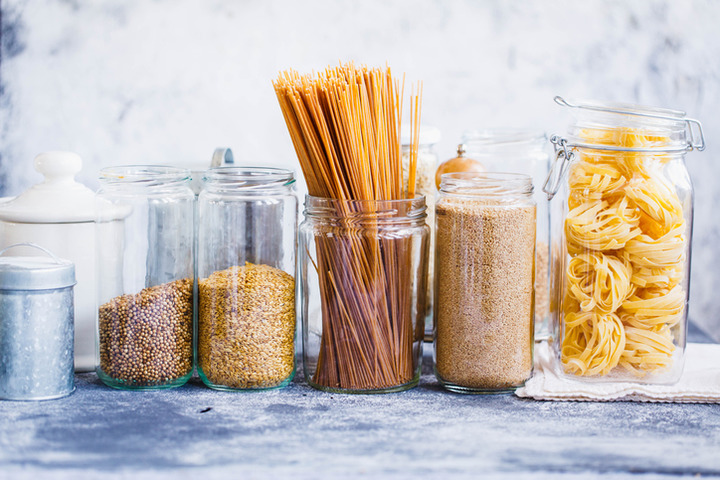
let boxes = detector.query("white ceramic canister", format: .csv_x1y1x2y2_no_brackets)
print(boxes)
0,152,101,372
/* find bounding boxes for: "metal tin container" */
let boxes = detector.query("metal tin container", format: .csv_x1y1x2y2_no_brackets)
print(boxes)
0,243,76,400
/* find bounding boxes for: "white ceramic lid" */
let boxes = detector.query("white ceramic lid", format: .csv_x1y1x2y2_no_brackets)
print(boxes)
0,152,97,224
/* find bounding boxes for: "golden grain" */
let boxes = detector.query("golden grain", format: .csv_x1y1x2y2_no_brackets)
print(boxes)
198,263,295,389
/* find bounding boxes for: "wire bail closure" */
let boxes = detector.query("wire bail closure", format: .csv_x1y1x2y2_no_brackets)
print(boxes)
542,135,573,200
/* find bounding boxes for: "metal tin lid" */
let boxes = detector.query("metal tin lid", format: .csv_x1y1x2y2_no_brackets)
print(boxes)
0,244,75,290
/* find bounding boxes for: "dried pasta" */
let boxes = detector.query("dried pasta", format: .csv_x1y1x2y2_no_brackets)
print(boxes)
561,128,687,378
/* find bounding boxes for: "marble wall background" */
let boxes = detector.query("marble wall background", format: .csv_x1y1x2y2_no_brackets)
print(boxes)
1,0,719,340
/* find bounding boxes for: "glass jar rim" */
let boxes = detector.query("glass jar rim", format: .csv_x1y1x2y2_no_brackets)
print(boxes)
303,194,427,221
440,172,533,196
99,165,191,186
462,128,547,148
203,166,295,188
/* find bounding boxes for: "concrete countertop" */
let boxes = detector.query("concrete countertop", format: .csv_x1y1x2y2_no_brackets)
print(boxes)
1,324,718,480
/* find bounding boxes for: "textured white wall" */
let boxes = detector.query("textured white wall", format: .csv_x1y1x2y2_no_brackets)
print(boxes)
1,0,719,338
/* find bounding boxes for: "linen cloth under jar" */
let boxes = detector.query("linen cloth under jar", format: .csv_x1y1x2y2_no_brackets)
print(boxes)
461,129,551,340
95,166,195,390
0,244,75,401
543,97,704,384
196,167,297,391
0,152,100,372
401,125,441,342
298,195,429,394
434,173,536,394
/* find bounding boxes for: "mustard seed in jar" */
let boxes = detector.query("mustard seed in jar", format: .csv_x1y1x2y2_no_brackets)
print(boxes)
97,278,194,388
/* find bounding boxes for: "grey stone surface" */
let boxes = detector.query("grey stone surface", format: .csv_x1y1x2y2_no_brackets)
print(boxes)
1,328,719,480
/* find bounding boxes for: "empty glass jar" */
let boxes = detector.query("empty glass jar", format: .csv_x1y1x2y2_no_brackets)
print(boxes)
544,97,704,384
196,167,297,391
95,166,195,390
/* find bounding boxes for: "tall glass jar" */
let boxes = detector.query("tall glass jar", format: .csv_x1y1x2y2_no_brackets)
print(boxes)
461,129,551,339
402,125,441,342
434,173,536,393
197,167,297,391
544,97,704,384
95,166,195,390
299,195,429,394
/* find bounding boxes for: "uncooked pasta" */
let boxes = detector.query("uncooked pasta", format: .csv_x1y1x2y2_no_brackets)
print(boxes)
561,127,688,378
273,62,423,391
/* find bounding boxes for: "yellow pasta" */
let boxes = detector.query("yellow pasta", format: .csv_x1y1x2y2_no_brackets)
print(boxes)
566,253,634,313
561,311,625,376
560,127,687,378
565,196,641,254
623,224,686,269
624,176,683,238
630,265,682,289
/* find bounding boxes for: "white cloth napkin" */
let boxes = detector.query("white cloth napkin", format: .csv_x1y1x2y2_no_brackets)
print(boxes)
516,341,720,403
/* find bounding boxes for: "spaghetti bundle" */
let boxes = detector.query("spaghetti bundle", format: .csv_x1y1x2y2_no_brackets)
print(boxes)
273,63,423,390
562,127,688,378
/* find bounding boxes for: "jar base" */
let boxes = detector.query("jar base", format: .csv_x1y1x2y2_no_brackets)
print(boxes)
435,371,527,395
306,370,420,394
96,369,192,390
0,387,75,401
197,367,296,392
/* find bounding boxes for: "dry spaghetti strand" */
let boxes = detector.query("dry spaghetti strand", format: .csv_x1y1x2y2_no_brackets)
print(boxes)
273,63,422,390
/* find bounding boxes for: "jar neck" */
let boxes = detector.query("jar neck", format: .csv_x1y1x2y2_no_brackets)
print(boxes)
202,167,295,195
99,166,191,193
439,172,533,199
303,195,427,226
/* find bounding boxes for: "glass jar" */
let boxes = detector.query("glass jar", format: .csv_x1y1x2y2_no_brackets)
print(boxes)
95,166,195,390
196,167,297,391
544,97,704,384
299,195,429,394
461,129,551,339
434,173,536,393
402,125,441,342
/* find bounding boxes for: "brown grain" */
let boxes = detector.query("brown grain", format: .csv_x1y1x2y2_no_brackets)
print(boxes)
198,263,295,389
435,199,535,390
98,278,193,385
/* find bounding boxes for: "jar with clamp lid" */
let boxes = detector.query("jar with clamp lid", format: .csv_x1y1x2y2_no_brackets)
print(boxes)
543,97,704,384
